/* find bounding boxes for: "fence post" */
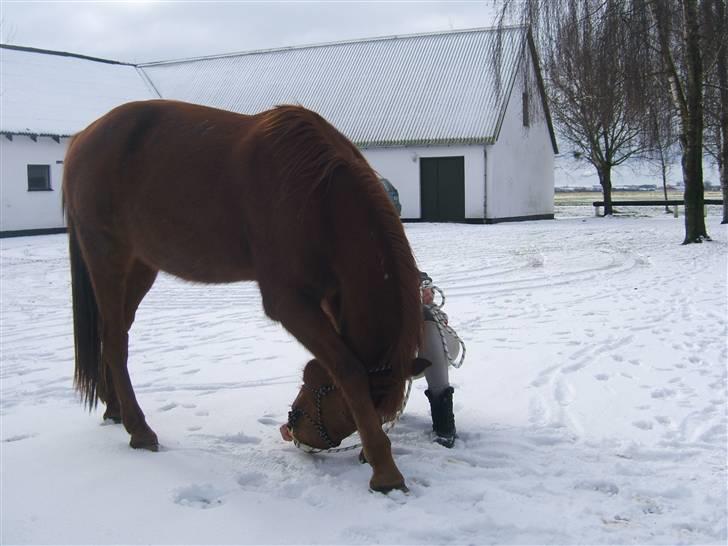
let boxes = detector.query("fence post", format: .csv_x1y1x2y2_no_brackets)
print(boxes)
673,205,679,218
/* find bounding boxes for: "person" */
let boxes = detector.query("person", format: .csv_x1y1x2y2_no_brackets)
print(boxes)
418,270,459,448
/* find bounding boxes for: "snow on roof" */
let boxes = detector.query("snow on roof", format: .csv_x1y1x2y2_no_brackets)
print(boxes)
1,28,543,147
139,27,528,147
0,45,158,137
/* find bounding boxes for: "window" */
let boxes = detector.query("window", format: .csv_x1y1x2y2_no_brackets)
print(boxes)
522,91,530,128
27,165,51,191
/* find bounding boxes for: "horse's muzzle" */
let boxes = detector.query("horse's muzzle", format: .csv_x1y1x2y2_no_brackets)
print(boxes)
280,423,293,442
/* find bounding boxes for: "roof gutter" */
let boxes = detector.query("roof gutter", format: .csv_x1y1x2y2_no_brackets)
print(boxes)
357,137,496,148
0,44,131,66
1,130,71,141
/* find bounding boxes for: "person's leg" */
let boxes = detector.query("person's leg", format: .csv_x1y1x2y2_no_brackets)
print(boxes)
419,320,457,447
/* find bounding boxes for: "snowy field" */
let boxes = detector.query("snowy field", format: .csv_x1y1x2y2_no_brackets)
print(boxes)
1,212,726,545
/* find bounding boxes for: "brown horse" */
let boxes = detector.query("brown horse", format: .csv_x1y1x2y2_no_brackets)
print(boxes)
63,100,424,492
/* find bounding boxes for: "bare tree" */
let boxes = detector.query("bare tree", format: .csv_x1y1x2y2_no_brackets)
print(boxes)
495,0,718,243
647,0,710,242
547,0,648,216
647,104,681,213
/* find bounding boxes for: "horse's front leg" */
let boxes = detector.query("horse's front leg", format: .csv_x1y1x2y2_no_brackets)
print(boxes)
329,353,404,492
264,289,405,492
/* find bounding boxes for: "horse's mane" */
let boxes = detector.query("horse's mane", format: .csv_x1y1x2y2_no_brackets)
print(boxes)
258,105,353,193
259,105,422,420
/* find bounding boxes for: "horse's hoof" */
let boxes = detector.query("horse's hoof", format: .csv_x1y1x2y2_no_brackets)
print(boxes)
103,411,122,424
358,450,368,465
130,431,159,451
369,481,409,494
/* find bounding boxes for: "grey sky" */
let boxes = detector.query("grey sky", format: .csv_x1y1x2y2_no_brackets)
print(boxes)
1,1,504,64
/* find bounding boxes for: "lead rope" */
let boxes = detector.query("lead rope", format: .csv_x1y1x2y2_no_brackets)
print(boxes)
421,279,466,369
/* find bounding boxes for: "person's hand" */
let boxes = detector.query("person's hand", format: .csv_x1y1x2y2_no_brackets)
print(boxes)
422,287,434,305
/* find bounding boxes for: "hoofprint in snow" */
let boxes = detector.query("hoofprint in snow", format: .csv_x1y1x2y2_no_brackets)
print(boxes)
1,213,726,545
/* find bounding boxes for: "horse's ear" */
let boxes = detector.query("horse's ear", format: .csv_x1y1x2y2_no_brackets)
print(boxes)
409,357,432,378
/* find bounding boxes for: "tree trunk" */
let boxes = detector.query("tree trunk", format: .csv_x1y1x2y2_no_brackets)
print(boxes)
598,165,614,216
714,0,728,224
659,146,672,213
721,158,728,224
681,0,709,243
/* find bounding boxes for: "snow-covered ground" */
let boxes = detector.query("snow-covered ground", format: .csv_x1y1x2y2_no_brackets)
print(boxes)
2,212,726,545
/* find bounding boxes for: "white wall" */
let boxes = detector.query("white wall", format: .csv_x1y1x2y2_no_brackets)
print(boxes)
0,136,68,232
486,49,555,220
362,145,486,220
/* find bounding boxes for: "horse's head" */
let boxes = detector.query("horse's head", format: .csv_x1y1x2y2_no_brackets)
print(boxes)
280,358,431,451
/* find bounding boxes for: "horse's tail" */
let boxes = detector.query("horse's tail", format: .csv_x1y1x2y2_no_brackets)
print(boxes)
67,218,102,410
327,161,423,419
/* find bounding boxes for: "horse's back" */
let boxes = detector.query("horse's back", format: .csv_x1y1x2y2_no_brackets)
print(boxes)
63,100,261,282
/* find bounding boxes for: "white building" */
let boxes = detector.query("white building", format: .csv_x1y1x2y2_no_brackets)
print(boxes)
0,27,557,235
0,46,158,235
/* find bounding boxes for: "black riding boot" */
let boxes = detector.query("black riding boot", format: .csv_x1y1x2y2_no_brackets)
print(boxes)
425,386,457,448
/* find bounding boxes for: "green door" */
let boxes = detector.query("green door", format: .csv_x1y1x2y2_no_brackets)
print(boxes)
420,157,465,222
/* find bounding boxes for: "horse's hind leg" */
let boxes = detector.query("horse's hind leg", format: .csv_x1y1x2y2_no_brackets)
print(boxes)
81,240,159,450
102,261,158,424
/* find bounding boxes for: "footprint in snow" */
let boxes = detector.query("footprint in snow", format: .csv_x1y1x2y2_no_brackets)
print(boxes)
236,471,266,489
651,388,676,399
158,402,178,412
173,484,224,509
554,377,575,406
640,499,663,514
632,420,654,430
221,432,261,445
574,480,620,496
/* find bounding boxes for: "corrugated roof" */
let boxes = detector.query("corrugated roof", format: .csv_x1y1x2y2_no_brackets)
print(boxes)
0,45,158,137
0,28,546,147
139,27,528,147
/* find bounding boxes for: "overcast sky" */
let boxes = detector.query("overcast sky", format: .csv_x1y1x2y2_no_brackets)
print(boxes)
1,1,506,64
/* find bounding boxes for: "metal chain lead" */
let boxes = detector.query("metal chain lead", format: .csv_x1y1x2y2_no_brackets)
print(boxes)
293,378,413,454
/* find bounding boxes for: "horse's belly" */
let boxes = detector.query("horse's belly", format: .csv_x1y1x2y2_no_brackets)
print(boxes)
131,222,256,284
160,258,256,284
